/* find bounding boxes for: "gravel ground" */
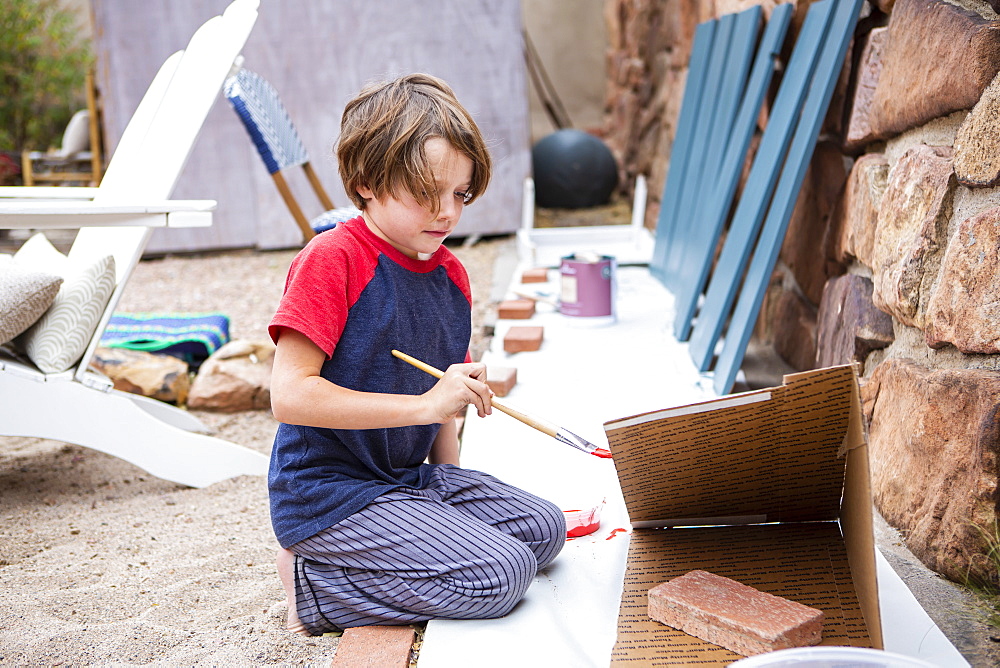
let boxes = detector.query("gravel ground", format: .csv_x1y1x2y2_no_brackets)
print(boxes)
0,235,510,666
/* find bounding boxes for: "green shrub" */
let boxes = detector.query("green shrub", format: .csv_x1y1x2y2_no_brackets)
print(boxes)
0,0,92,155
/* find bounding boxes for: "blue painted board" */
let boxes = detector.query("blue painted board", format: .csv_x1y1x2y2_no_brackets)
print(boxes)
712,0,865,395
696,6,761,196
686,0,835,372
650,19,716,280
660,13,736,292
672,4,791,342
665,8,764,294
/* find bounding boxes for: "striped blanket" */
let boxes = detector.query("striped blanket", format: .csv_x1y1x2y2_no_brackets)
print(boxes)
100,312,230,364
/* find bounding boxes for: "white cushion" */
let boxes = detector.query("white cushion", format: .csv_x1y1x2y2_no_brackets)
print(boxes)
0,255,64,345
57,109,91,157
13,234,116,373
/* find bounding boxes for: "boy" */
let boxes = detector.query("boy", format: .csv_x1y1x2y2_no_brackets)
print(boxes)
267,73,565,635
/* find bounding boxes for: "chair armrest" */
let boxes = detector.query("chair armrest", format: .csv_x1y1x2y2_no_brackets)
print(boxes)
0,186,99,200
0,199,217,229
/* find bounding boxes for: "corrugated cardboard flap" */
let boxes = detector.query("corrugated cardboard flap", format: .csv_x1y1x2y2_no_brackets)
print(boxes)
606,365,856,527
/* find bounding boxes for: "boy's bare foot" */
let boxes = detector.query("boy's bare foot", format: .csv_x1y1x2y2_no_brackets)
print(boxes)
277,547,310,635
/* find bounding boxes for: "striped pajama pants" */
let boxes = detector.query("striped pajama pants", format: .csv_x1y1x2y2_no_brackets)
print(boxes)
290,464,566,633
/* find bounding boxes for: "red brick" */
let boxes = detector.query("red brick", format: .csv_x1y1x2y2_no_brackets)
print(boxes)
503,326,544,353
520,267,549,283
647,570,824,657
498,299,536,319
329,625,415,668
487,366,517,396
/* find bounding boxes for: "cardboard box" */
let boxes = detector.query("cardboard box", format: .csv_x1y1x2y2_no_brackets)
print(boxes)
603,365,881,664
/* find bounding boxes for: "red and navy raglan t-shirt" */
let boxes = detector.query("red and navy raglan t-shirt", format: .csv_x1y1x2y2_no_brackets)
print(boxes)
267,216,473,548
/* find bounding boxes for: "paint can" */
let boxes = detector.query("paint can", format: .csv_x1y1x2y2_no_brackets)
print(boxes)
559,252,616,325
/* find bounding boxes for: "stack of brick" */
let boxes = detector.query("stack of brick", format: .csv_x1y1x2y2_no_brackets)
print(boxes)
501,268,549,354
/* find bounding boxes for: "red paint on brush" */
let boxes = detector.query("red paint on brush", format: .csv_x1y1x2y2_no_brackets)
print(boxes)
592,447,613,458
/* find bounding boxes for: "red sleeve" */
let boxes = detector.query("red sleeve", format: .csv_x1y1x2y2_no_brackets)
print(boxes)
268,227,377,359
437,249,473,306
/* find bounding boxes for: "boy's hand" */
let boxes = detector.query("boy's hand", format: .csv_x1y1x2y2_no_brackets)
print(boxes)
423,362,493,422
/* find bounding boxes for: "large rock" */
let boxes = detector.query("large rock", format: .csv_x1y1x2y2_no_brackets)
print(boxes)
605,0,686,201
91,347,190,404
871,144,956,328
782,141,850,306
657,0,705,69
835,152,889,267
188,339,275,412
755,267,817,373
954,70,1000,188
862,358,1000,586
844,27,888,152
768,283,817,372
646,67,684,208
815,274,894,368
605,86,641,191
925,206,1000,353
868,0,1000,141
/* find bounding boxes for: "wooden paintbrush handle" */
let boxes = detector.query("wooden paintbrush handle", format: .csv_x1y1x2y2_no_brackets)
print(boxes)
392,349,444,379
489,401,559,438
391,349,558,438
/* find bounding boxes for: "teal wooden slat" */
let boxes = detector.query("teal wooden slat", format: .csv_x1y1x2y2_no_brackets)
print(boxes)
661,13,735,292
686,0,835,372
673,3,792,342
697,6,761,207
650,19,717,280
712,0,864,395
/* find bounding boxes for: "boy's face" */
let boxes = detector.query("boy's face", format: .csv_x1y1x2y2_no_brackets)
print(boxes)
358,138,473,259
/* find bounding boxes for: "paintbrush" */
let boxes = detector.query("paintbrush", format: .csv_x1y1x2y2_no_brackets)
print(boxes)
512,289,560,307
391,349,612,459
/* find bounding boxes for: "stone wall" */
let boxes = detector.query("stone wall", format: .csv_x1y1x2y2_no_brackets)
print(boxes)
603,0,1000,585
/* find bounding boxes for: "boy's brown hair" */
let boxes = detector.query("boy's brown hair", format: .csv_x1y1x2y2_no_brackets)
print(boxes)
336,73,492,214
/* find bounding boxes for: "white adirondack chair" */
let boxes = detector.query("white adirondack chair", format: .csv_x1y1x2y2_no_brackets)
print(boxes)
0,0,269,488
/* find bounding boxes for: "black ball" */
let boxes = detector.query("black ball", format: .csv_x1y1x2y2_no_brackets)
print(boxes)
531,129,618,209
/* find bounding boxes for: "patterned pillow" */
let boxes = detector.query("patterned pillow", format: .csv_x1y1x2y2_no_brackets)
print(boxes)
0,255,64,345
13,234,116,374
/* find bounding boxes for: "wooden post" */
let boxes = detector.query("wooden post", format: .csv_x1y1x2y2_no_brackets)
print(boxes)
303,161,336,211
272,171,317,241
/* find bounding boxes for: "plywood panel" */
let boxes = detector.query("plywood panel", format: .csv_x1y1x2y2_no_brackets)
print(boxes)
92,0,529,253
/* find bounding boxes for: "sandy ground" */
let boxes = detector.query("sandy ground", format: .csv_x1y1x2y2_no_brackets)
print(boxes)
0,237,506,666
4,226,1000,666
